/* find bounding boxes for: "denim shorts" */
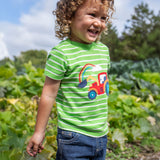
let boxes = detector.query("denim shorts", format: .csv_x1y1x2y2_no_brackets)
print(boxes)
56,128,107,160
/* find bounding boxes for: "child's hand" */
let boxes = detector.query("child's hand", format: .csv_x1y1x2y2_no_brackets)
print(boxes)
26,132,45,157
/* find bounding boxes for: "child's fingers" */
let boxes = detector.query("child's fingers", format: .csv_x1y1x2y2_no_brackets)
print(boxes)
38,144,44,153
32,144,39,156
26,142,34,156
38,148,42,153
40,142,44,149
26,135,45,156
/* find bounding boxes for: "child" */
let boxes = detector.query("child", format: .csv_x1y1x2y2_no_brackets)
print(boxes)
26,0,114,159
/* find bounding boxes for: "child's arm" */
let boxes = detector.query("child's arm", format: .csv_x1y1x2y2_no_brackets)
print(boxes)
26,76,61,157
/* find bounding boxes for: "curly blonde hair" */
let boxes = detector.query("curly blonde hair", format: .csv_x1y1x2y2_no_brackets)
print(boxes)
54,0,114,40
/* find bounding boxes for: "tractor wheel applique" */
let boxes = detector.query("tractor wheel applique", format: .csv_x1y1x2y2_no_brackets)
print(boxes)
105,81,109,96
88,90,97,100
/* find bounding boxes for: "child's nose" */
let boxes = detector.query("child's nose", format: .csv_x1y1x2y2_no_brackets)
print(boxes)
93,18,101,28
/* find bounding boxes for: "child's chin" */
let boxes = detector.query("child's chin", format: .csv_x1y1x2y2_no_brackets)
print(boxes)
88,36,99,42
87,39,97,43
82,37,97,44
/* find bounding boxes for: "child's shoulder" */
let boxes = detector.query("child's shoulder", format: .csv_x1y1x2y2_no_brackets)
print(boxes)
49,39,73,59
53,39,71,50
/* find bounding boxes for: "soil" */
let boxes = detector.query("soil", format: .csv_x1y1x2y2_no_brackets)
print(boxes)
106,142,160,160
137,152,160,160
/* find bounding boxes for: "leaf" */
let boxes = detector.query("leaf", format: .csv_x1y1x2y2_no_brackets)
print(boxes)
28,121,35,127
37,149,53,160
112,129,128,150
109,92,119,102
123,105,132,113
0,111,12,122
0,151,10,160
148,94,155,104
131,107,141,115
131,126,142,141
21,151,35,160
138,118,150,133
122,97,133,106
0,98,7,110
0,87,6,98
10,149,22,160
7,99,19,105
0,64,16,79
46,135,56,146
21,150,51,160
11,85,22,97
147,116,156,126
26,89,37,95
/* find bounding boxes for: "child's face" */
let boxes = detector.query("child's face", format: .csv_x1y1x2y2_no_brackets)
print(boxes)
70,0,107,44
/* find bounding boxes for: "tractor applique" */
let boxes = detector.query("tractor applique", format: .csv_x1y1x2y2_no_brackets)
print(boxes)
78,72,109,100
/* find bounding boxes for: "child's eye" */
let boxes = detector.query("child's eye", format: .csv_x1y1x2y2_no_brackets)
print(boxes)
101,17,106,20
89,13,96,17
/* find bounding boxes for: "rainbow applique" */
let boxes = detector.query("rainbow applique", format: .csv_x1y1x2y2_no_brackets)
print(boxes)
79,63,95,83
78,63,109,100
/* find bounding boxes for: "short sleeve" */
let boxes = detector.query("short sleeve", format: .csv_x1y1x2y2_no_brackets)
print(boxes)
44,49,67,80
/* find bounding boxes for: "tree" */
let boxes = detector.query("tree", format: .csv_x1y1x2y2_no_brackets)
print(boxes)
101,24,121,61
122,2,160,60
14,50,48,71
147,11,160,57
101,2,160,61
0,57,13,66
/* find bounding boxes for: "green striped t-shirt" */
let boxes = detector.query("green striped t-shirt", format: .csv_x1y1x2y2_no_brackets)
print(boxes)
44,39,110,137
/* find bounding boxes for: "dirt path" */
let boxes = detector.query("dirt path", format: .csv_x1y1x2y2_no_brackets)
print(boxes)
137,152,160,160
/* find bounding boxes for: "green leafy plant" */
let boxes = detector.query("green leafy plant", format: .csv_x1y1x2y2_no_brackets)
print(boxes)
0,60,160,159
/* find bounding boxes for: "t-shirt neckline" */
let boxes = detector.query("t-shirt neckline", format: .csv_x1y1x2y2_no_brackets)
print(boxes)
68,39,95,49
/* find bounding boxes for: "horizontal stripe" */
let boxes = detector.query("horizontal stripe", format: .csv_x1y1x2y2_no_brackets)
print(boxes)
60,86,86,89
51,49,64,56
57,109,107,119
58,118,106,128
50,52,67,64
58,124,108,138
46,62,65,72
78,122,106,127
57,94,89,99
67,54,108,61
56,97,107,104
93,123,108,131
93,49,109,52
58,44,71,48
61,91,89,94
69,59,109,66
65,50,88,55
47,58,63,67
61,81,79,84
45,68,63,77
65,69,108,75
56,101,107,109
60,116,107,123
58,106,107,114
62,47,78,50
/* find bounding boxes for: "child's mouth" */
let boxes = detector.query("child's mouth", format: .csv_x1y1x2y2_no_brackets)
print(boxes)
88,29,99,36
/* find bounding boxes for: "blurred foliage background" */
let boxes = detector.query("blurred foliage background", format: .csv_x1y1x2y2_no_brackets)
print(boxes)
0,2,160,160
